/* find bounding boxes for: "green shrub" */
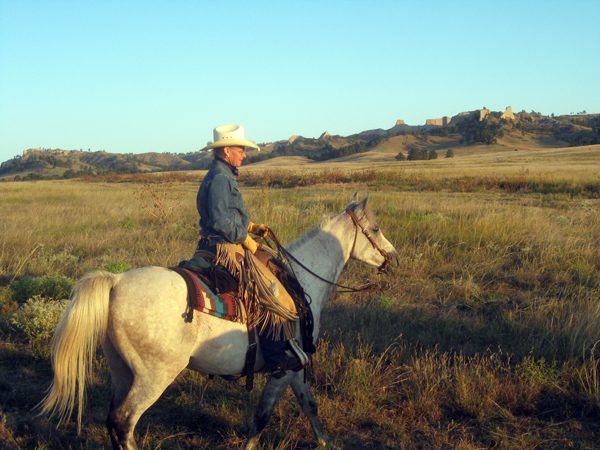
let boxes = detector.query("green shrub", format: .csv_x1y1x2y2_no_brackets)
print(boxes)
9,274,75,303
0,286,17,314
104,261,132,273
9,295,70,342
0,286,11,302
118,216,136,229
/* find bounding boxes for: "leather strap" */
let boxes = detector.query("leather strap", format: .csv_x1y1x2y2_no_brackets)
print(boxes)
243,321,257,391
169,267,196,323
346,209,392,274
260,215,391,293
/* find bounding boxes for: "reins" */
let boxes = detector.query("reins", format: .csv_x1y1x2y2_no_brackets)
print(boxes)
261,209,390,293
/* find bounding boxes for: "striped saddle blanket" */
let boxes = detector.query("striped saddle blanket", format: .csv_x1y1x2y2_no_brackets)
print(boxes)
170,266,244,323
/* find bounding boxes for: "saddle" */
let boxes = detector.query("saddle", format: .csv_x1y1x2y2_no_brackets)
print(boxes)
180,250,239,293
171,248,315,391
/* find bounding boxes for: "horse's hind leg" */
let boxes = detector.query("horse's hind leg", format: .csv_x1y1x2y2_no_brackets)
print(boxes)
243,374,293,450
106,370,185,450
103,339,186,450
103,338,135,449
290,372,329,447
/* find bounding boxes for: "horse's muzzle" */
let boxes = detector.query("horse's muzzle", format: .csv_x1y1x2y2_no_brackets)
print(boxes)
385,250,400,270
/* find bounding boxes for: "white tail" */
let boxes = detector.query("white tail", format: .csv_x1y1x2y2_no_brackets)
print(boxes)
38,270,118,433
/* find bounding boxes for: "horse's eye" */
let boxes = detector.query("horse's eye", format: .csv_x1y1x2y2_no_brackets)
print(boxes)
373,227,380,233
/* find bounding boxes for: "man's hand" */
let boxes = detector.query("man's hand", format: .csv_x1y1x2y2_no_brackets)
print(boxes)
242,235,258,254
248,222,269,238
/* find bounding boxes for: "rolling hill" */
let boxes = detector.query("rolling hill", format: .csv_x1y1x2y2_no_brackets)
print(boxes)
1,108,598,180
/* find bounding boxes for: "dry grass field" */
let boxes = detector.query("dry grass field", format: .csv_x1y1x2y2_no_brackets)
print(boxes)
1,145,600,449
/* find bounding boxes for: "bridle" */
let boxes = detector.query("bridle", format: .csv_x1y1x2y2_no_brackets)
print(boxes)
345,209,392,275
262,208,391,293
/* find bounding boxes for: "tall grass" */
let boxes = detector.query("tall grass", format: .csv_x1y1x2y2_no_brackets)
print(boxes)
1,166,599,449
0,181,200,280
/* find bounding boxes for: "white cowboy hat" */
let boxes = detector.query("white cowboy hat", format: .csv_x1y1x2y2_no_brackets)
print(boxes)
201,124,260,151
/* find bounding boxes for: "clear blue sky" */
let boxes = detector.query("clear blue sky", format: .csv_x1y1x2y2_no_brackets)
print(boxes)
1,0,598,162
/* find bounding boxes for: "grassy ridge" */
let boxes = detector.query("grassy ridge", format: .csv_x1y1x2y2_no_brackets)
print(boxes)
1,161,599,448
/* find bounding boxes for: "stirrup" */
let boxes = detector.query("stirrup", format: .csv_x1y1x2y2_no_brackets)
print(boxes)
288,339,310,369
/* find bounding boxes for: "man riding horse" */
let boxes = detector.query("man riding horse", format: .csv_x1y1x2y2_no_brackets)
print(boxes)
38,123,400,449
195,124,306,378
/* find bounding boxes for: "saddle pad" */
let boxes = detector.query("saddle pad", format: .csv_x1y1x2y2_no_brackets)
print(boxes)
171,267,242,322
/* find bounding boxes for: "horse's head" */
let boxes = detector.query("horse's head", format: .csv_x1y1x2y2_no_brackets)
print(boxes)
346,192,400,272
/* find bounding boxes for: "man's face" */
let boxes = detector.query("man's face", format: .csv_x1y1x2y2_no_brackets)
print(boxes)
225,146,247,167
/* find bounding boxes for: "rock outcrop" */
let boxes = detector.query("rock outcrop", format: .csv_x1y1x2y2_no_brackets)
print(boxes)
501,106,515,121
449,108,490,125
426,116,451,126
319,131,331,140
421,108,497,128
478,109,490,121
274,135,305,151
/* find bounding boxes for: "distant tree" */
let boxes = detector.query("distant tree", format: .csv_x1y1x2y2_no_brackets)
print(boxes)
428,150,438,160
26,172,43,180
407,147,433,161
395,152,406,161
407,147,420,161
445,149,455,158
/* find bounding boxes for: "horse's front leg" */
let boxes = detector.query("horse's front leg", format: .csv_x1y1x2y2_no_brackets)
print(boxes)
290,371,330,447
243,373,293,450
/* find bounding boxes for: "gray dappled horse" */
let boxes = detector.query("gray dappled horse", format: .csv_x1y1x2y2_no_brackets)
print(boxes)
39,194,400,449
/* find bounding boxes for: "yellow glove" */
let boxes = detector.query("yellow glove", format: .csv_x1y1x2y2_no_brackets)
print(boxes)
242,234,258,254
248,222,269,238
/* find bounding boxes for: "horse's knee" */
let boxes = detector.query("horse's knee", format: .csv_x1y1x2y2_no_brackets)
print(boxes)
295,391,318,415
306,397,319,416
292,383,319,415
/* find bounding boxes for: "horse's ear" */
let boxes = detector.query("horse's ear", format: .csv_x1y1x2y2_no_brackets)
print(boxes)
347,193,369,214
